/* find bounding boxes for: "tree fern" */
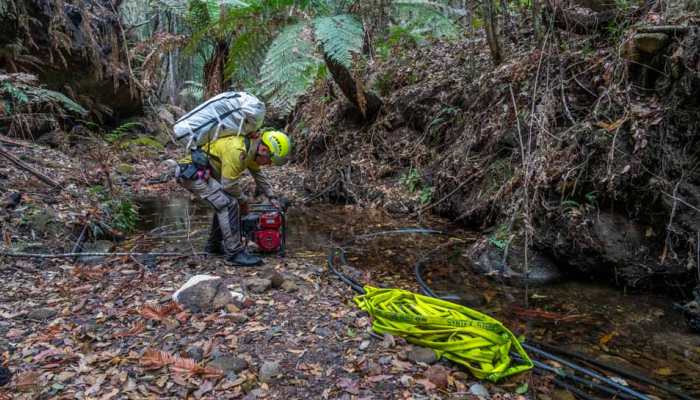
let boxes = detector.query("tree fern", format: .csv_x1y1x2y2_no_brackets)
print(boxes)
314,14,363,68
257,23,321,114
27,88,88,115
392,0,461,39
179,80,205,102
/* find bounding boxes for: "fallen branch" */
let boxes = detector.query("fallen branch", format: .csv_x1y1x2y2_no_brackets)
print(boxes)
0,251,206,258
637,25,692,34
0,144,62,189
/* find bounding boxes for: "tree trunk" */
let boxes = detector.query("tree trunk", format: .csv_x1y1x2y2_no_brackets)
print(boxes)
323,54,382,121
203,40,229,99
483,0,503,65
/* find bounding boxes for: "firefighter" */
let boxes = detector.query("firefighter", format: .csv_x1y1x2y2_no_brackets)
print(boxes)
173,130,291,266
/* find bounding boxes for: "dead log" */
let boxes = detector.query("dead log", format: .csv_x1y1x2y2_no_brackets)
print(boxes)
0,144,62,189
323,54,382,121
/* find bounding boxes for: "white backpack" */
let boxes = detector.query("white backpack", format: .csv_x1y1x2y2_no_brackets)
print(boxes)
173,91,265,149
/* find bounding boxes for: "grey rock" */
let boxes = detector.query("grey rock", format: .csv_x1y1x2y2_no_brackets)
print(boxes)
210,355,248,375
244,278,272,294
28,307,57,321
27,208,63,237
173,275,233,313
186,346,204,362
359,340,370,351
316,327,332,337
406,346,438,364
280,280,299,292
469,383,490,399
378,356,393,365
78,240,113,265
259,361,280,383
267,271,285,288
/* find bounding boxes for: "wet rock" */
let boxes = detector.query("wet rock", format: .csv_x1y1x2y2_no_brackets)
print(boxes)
78,240,114,265
406,346,437,364
186,346,204,362
424,364,449,388
27,307,57,321
469,238,562,286
244,278,272,294
266,271,285,288
469,383,490,399
280,280,299,292
259,361,280,383
210,355,248,375
634,33,669,54
173,275,233,313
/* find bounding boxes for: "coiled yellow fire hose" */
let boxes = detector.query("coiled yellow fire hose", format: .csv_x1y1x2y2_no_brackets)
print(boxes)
353,286,533,382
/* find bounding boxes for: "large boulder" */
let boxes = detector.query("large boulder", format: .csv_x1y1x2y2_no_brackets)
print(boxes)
173,275,233,313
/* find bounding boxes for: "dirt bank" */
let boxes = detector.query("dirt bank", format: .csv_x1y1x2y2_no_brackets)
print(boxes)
291,20,700,291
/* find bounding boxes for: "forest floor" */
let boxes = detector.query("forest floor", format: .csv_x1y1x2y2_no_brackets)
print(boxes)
0,137,541,399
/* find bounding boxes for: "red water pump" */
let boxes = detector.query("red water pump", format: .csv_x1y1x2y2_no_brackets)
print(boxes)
240,204,286,255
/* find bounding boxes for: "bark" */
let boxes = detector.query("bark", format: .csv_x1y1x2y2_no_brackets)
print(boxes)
203,40,229,99
483,0,503,66
323,54,382,121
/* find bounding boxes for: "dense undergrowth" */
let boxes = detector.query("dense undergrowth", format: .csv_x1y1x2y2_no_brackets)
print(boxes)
291,10,700,291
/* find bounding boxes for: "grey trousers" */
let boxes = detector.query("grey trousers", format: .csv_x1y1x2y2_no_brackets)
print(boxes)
178,174,243,255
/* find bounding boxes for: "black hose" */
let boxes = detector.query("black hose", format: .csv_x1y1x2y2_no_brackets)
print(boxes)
532,341,696,400
326,228,677,400
529,358,635,400
522,344,651,400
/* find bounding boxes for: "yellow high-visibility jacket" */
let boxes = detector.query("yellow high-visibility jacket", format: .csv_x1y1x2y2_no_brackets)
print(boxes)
181,135,274,201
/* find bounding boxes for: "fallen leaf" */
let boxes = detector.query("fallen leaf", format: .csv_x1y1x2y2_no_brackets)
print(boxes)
416,378,436,391
654,367,673,376
193,380,214,399
338,377,360,395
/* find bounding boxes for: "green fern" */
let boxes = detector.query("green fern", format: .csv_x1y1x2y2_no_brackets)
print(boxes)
27,88,88,115
257,23,321,114
314,14,363,68
392,0,461,39
179,80,205,102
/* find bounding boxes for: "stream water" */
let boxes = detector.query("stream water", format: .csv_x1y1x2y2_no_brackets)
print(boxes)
130,195,700,398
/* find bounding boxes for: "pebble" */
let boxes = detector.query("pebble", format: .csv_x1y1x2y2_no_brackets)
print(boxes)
186,346,204,362
406,346,437,364
27,307,57,321
259,361,280,383
210,355,249,377
469,383,490,399
359,340,370,351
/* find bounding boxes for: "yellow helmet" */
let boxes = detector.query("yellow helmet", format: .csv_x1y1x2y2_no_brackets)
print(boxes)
261,130,291,166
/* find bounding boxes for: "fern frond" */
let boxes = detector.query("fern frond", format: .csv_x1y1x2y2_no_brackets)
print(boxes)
313,14,363,68
179,80,205,102
257,23,321,115
224,27,271,83
26,88,88,115
391,1,461,40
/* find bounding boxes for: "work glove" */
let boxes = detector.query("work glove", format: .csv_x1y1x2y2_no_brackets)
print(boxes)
267,196,280,209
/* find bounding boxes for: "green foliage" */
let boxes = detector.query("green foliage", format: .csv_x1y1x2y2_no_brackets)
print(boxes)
419,186,434,205
120,136,165,150
1,81,87,115
179,80,205,103
488,224,510,250
88,187,139,234
314,15,363,68
400,168,422,193
102,198,139,233
257,23,321,114
105,122,143,143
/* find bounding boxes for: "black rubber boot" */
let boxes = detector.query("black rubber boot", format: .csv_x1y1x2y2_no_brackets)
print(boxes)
204,214,224,255
226,250,262,266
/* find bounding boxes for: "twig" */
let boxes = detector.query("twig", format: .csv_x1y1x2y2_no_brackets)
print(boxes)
0,251,205,258
411,171,484,217
71,223,90,263
661,191,700,214
0,144,62,189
